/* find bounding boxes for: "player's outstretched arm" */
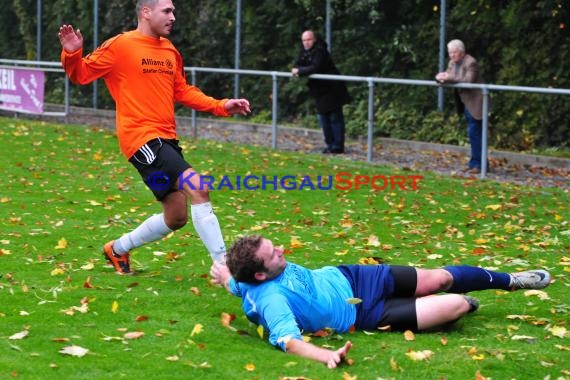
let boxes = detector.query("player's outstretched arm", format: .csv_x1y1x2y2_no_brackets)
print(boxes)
286,339,352,369
58,24,84,53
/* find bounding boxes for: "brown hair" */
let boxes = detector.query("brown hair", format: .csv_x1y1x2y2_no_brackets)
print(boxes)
227,235,265,283
136,0,158,16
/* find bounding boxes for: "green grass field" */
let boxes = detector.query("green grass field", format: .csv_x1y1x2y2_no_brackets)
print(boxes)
0,117,568,379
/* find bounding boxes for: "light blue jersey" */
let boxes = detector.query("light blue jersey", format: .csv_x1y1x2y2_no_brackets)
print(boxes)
228,263,356,351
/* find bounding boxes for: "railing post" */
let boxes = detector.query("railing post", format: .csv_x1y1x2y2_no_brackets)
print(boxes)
64,76,70,116
271,72,279,149
480,87,490,178
437,0,446,111
367,78,375,162
191,69,197,139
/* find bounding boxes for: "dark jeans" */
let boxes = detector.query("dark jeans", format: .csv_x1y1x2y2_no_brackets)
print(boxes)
464,108,482,169
317,108,346,152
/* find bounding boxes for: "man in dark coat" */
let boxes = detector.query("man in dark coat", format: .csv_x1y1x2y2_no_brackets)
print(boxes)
292,30,350,154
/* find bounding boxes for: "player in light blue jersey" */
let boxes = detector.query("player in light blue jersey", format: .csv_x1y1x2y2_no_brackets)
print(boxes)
210,235,551,368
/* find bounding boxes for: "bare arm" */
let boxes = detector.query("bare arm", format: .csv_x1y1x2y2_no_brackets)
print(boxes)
286,339,352,369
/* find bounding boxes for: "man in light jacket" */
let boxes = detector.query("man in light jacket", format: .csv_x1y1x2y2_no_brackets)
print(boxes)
436,39,485,174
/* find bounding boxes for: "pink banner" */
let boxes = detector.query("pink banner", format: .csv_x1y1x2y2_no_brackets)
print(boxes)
0,68,45,114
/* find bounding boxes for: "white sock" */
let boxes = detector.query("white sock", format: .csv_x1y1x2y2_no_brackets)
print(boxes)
113,213,172,254
191,202,226,263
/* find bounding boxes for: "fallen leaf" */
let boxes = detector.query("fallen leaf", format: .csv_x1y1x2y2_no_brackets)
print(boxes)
221,312,235,328
404,330,415,341
511,335,536,342
111,301,119,313
51,338,70,343
548,326,567,338
59,345,89,357
245,363,255,371
290,237,303,248
185,361,211,369
190,287,201,296
506,314,532,320
190,323,203,336
471,247,487,255
346,297,362,305
405,350,433,361
311,329,330,338
51,267,66,276
124,331,145,340
81,262,94,271
61,298,89,315
471,353,485,360
390,356,401,371
367,235,381,247
55,238,68,249
475,370,490,380
9,330,29,340
342,371,357,380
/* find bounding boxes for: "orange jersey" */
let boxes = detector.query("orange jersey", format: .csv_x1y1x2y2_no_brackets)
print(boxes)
61,30,229,158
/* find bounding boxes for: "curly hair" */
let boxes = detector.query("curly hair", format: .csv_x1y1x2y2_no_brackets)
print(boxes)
226,235,265,283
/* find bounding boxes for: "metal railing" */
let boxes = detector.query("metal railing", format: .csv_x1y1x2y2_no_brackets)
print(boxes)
189,67,570,178
1,59,569,178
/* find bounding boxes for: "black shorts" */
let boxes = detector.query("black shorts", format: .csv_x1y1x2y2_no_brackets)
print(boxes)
129,138,192,201
376,265,419,331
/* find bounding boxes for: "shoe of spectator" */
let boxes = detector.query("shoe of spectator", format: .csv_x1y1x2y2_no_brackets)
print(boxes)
103,241,133,275
509,270,550,290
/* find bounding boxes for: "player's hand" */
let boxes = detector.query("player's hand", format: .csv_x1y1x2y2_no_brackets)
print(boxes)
326,341,353,369
210,262,231,289
58,24,84,53
225,98,251,116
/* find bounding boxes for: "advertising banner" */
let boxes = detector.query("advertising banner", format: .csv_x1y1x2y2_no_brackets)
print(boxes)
0,68,45,114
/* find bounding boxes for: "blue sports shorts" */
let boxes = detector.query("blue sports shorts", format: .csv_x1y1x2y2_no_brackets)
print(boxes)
337,265,418,331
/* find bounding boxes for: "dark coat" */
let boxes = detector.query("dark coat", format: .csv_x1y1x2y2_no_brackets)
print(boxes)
293,39,350,113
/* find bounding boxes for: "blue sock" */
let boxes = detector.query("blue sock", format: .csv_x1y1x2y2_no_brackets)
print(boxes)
444,265,511,293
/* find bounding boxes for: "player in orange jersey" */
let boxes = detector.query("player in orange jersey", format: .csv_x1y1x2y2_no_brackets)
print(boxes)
58,0,251,274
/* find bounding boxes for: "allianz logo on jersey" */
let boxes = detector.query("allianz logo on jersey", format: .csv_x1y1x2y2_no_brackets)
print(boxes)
141,58,174,70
